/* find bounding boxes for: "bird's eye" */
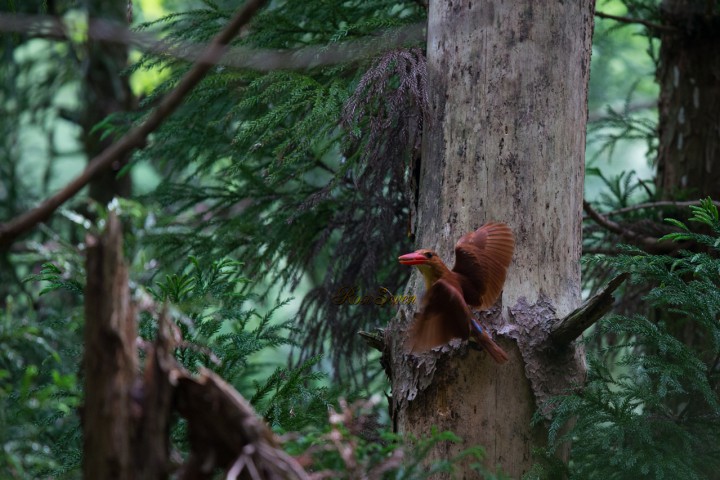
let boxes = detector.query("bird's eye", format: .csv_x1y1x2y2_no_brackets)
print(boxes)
424,252,433,259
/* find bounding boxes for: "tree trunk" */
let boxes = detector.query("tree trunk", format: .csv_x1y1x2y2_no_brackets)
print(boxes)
83,214,138,479
83,0,134,204
652,0,720,417
656,1,720,200
387,1,594,477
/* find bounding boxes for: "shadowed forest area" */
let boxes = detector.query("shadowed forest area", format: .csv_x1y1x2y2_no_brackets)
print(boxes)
1,0,719,478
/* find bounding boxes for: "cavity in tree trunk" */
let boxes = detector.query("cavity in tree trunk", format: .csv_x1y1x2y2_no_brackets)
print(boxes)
386,1,594,476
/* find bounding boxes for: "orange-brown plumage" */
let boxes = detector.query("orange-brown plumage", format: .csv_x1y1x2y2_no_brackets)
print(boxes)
399,223,514,363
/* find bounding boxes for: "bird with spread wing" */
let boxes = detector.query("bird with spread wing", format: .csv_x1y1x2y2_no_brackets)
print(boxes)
398,223,514,363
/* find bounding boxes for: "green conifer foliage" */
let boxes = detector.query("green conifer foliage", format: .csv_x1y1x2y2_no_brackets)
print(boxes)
11,239,335,475
124,0,428,380
546,199,720,479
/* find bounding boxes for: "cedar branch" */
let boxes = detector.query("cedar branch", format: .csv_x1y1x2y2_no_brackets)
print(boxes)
601,199,720,217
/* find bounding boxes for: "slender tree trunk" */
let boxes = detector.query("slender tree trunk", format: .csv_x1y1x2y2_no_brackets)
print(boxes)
656,1,720,200
83,0,134,204
387,1,594,476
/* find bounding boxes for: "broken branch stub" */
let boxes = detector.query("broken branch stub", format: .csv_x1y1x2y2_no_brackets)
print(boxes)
549,273,629,347
175,368,308,480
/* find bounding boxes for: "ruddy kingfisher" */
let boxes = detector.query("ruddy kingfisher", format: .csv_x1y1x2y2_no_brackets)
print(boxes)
398,222,514,363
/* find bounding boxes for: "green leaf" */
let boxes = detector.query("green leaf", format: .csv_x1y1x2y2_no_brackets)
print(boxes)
664,218,689,231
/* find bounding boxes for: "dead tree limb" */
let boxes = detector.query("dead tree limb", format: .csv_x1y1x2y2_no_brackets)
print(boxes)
175,368,309,480
550,273,630,346
595,10,677,33
81,213,307,479
358,329,385,352
133,307,176,480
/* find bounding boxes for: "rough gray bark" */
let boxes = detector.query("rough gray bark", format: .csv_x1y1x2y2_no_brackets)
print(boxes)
386,1,594,476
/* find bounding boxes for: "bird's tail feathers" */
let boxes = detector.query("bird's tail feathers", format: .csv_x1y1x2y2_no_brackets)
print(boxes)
470,319,509,364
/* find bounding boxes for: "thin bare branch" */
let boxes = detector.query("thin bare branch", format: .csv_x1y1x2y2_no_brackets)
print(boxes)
588,100,657,122
595,10,677,33
0,0,267,249
227,456,247,480
0,13,425,71
582,247,625,255
583,200,662,248
601,199,720,216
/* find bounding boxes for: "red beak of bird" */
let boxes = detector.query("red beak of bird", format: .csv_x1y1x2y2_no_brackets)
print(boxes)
398,252,428,266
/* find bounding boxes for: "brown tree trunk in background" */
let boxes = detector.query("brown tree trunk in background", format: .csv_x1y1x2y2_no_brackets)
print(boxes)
656,1,720,200
387,1,594,477
653,0,720,417
83,214,138,479
83,0,134,204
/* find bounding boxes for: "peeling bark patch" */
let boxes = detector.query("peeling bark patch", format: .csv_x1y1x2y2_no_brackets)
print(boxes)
391,305,505,414
501,295,586,417
385,303,477,420
400,337,462,405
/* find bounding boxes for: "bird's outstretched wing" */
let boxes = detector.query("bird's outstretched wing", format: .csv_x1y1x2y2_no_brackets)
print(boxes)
452,222,514,309
404,278,470,353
